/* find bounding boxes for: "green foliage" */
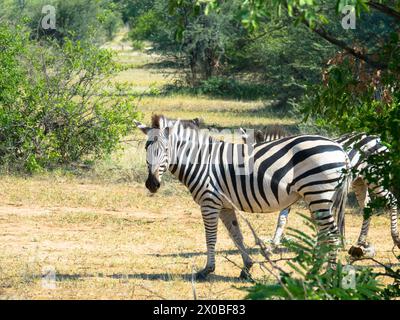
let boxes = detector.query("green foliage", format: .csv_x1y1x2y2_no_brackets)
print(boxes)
97,2,123,40
197,77,256,98
129,9,168,44
2,0,123,43
196,0,396,29
165,76,273,100
112,0,155,25
382,271,400,299
244,214,385,300
131,40,146,51
130,1,249,85
193,1,399,198
131,0,336,104
0,24,138,172
302,26,400,199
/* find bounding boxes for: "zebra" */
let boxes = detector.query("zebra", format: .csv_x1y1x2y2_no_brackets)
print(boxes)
240,127,400,257
134,114,351,279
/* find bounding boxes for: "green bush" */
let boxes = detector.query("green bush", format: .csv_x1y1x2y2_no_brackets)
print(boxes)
197,77,272,99
131,40,146,51
0,24,138,172
162,76,273,100
302,36,400,201
197,77,239,96
2,0,123,43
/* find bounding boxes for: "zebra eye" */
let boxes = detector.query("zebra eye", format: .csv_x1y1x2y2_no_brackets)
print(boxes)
145,141,151,150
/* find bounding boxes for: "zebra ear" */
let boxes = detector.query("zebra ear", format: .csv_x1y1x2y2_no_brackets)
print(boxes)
134,120,150,135
239,128,249,143
192,117,204,128
164,127,170,138
191,118,200,128
255,130,264,143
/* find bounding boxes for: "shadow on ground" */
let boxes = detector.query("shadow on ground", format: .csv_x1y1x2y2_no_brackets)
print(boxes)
50,272,249,283
147,248,262,258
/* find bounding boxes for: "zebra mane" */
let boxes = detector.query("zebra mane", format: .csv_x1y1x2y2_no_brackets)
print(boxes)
241,124,290,144
255,125,289,143
151,114,162,129
151,115,223,148
151,114,203,130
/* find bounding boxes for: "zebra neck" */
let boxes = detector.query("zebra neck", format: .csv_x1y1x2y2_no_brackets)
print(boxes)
168,127,215,189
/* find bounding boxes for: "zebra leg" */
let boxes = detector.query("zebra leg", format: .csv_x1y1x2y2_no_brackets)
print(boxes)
219,208,254,280
389,200,400,248
272,208,291,247
304,190,341,265
311,209,340,266
372,187,400,248
349,213,375,259
349,180,374,258
370,184,400,248
353,178,372,246
196,206,220,280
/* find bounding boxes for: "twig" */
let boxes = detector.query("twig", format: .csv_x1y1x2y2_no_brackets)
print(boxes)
222,255,244,272
137,284,167,300
191,265,198,300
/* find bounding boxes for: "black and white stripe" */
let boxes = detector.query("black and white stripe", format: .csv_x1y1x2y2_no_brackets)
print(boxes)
135,115,351,279
241,128,400,254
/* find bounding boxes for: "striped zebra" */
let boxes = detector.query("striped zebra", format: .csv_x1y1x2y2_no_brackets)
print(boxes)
240,127,400,257
134,115,351,279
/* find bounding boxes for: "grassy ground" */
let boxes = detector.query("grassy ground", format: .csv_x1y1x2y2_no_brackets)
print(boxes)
0,32,399,300
0,174,398,299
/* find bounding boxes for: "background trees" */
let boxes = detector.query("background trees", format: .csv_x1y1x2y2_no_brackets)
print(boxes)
1,0,123,42
163,0,399,199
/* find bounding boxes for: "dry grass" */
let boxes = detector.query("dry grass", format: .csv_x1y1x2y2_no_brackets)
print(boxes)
0,34,398,300
0,175,398,300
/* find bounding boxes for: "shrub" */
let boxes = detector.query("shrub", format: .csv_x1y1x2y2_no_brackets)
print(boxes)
197,76,273,99
163,76,273,100
131,40,146,51
2,0,123,43
0,24,138,172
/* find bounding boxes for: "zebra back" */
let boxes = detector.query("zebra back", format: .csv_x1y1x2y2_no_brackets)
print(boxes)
152,114,203,130
240,125,290,144
335,132,387,170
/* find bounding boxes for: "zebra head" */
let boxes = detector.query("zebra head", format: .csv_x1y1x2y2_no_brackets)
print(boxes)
134,115,201,193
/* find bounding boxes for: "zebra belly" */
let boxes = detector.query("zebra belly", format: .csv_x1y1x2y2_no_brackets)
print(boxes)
243,193,301,213
220,191,300,213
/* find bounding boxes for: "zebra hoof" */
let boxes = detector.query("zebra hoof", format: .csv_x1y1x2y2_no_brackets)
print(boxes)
195,267,214,281
195,272,208,281
348,244,375,259
239,269,253,282
348,246,364,259
394,238,400,249
363,244,376,258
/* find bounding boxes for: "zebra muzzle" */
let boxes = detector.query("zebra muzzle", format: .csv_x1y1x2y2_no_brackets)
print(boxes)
145,173,160,193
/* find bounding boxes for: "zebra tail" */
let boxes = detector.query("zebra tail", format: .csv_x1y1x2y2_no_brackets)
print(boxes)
332,170,352,246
